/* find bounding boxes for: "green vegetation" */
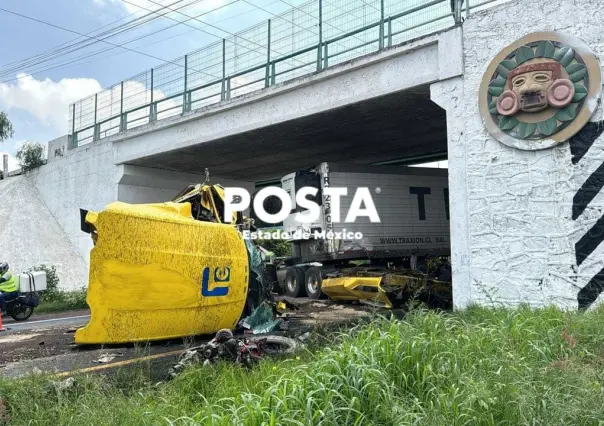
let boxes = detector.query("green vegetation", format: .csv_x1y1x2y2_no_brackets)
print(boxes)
27,264,87,313
256,228,292,257
35,289,87,314
2,306,604,425
15,141,45,172
0,112,13,143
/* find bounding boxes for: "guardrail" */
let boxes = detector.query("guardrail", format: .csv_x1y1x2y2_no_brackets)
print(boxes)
69,0,510,147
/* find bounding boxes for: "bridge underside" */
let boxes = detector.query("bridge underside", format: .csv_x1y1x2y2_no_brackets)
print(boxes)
127,85,446,181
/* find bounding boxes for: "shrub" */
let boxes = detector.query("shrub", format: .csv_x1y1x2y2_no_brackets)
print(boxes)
0,111,13,142
15,141,45,172
27,264,60,301
35,288,88,314
25,264,88,312
256,229,292,257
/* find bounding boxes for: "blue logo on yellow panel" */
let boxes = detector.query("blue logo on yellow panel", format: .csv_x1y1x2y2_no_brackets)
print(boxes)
201,266,231,297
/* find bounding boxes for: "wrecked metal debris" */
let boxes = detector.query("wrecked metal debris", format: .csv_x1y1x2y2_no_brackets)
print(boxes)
240,301,284,334
169,329,300,378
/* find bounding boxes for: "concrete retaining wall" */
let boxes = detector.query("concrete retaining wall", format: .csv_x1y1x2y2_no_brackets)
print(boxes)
29,141,119,265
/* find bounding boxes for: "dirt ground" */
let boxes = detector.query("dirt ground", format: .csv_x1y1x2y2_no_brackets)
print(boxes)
0,299,379,378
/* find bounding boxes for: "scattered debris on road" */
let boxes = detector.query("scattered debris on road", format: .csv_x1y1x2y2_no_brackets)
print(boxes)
1,299,373,378
0,333,40,344
95,352,124,364
240,300,299,334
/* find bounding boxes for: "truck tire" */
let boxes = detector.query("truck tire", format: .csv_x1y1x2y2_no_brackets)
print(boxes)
284,267,306,298
305,266,324,300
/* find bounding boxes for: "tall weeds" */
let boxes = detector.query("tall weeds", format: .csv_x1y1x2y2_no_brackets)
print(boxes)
1,305,604,425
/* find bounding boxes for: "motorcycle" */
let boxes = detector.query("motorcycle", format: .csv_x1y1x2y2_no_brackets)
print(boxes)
1,292,39,321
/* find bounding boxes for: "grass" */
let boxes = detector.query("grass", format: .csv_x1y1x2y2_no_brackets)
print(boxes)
35,289,88,314
2,305,604,425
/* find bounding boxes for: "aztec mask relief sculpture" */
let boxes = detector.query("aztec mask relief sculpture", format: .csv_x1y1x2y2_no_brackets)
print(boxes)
479,32,601,150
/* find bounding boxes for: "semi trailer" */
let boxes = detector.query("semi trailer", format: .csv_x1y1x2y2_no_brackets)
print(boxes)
277,163,451,299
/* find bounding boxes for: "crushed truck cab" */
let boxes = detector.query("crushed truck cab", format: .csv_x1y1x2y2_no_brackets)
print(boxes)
75,201,250,345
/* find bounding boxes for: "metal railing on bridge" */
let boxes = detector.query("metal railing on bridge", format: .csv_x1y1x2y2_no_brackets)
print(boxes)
68,0,509,147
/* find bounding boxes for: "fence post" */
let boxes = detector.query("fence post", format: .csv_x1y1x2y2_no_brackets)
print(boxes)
323,43,329,68
93,94,100,141
271,62,276,85
226,77,231,100
183,55,189,113
149,68,156,122
71,104,77,148
317,0,323,71
221,39,226,101
265,19,271,87
119,81,126,132
465,0,470,19
379,0,384,51
387,17,392,47
454,0,462,24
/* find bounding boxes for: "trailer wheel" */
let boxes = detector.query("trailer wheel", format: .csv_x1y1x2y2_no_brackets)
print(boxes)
305,266,323,300
284,267,306,298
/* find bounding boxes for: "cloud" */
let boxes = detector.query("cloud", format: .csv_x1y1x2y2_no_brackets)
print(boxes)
0,74,102,133
120,79,181,124
94,0,228,16
61,77,181,140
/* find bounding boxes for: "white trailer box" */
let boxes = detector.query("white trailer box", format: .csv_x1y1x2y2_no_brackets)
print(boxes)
18,271,48,293
281,163,450,262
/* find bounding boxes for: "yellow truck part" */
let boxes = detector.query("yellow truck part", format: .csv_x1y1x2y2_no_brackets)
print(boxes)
321,276,391,308
75,201,249,345
322,272,452,309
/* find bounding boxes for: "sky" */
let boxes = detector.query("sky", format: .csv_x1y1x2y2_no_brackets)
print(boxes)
0,0,309,170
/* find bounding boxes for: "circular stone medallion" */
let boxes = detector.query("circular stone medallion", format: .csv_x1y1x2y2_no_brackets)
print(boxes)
479,32,602,150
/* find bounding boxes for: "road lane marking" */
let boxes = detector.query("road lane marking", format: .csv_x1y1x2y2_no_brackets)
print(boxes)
15,315,90,326
54,350,184,378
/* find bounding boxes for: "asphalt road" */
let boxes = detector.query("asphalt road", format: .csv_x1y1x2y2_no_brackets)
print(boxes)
2,310,91,334
0,300,374,379
0,309,187,379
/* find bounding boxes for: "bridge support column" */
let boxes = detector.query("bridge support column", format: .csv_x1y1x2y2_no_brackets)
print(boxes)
431,78,470,310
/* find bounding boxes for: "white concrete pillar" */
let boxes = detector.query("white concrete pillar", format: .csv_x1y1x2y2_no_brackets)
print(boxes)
2,154,7,179
431,77,471,309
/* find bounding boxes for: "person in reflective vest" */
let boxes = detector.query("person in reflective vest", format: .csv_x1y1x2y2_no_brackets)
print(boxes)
0,262,18,313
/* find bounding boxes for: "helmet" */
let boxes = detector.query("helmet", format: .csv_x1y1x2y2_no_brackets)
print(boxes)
214,328,234,343
0,262,8,275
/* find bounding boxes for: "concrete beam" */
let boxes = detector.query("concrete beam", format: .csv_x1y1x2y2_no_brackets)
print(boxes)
112,28,462,166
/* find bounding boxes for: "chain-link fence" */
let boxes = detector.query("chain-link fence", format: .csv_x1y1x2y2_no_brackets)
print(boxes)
69,0,511,147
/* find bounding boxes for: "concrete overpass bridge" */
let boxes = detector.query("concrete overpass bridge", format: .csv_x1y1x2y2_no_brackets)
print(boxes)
65,0,494,182
16,0,604,310
39,0,482,262
107,31,458,181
